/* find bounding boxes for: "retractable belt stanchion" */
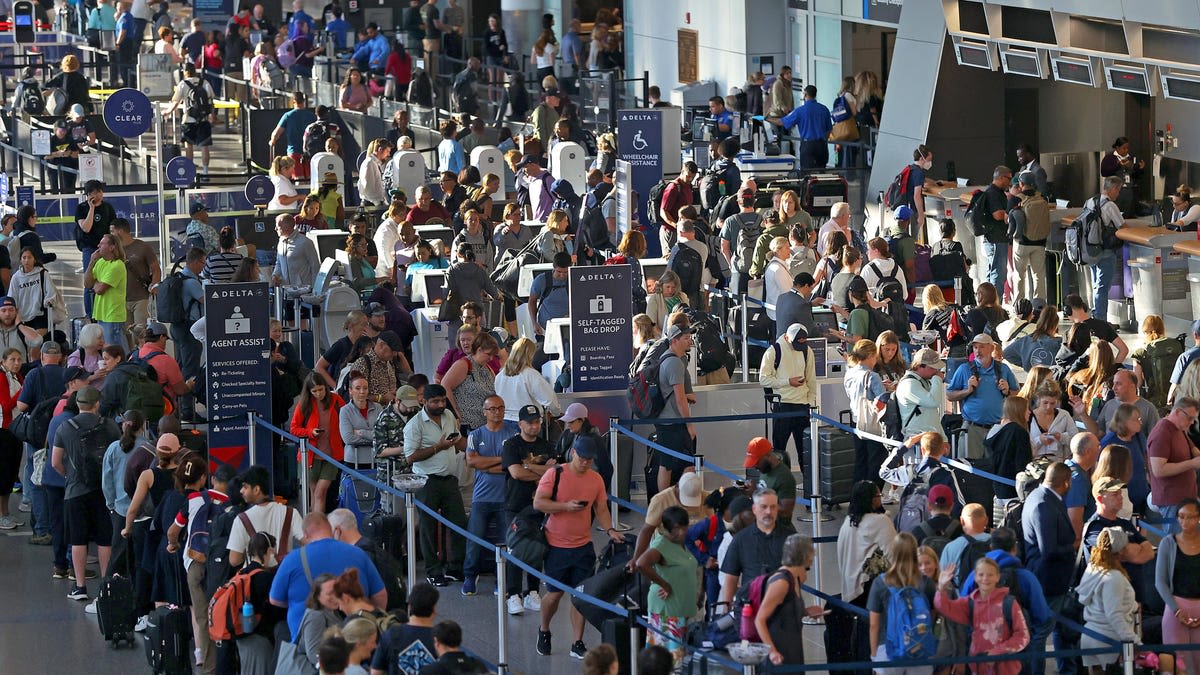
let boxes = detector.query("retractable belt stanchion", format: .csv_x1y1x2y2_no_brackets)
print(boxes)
608,416,630,532
405,492,419,593
1123,642,1135,675
740,294,750,383
693,453,704,488
629,623,641,675
247,411,261,491
494,547,509,675
797,415,832,523
298,439,311,514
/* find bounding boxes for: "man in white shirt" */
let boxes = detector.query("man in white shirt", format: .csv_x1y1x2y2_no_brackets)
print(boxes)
227,466,305,568
816,201,853,256
403,384,468,586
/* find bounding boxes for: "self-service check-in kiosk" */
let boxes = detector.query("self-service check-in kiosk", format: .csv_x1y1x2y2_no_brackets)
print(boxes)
470,146,505,201
410,270,450,376
388,150,426,200
549,141,587,196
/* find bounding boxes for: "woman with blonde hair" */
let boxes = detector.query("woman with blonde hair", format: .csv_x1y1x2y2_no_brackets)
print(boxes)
531,29,558,87
633,313,658,350
533,209,573,263
777,189,812,232
268,156,303,210
1131,313,1183,410
494,336,559,422
1016,365,1058,402
47,54,90,113
1078,527,1139,673
874,330,907,390
646,269,689,329
868,532,935,673
154,25,183,64
1068,341,1119,418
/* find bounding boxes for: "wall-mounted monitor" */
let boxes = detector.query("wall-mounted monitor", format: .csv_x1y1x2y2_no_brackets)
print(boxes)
1105,64,1151,95
1000,48,1043,78
1162,71,1200,103
1050,56,1096,86
954,40,994,70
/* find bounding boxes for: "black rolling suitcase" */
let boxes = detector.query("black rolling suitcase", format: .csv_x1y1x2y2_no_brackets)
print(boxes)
96,570,137,648
818,412,856,506
799,173,849,219
363,512,406,559
602,616,647,675
728,303,772,373
824,594,871,675
143,553,193,675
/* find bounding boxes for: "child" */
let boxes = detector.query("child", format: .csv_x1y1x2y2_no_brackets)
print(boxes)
935,557,1031,675
685,488,737,617
635,506,698,667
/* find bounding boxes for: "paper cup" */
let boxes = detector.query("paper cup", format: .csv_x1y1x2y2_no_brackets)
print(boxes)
956,178,969,187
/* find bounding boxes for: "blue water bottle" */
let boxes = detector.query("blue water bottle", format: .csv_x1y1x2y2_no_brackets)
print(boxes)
241,601,255,634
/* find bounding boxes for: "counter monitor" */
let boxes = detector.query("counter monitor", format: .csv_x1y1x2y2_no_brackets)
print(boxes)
954,41,993,70
1000,48,1042,78
1162,73,1200,103
1105,65,1150,95
1051,56,1095,86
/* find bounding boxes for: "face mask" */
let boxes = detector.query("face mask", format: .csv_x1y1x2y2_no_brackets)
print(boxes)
919,158,933,171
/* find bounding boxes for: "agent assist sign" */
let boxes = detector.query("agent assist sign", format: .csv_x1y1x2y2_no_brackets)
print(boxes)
569,266,633,393
205,282,271,471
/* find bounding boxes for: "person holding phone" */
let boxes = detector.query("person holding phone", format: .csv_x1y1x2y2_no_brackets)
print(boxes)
402,384,469,588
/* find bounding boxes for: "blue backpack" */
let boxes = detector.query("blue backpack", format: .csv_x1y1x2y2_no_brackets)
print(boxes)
884,585,938,660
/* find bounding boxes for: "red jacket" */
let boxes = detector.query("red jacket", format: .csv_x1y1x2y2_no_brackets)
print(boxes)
935,586,1030,675
290,393,346,465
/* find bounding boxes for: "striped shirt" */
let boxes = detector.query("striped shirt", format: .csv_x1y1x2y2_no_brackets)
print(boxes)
204,251,244,283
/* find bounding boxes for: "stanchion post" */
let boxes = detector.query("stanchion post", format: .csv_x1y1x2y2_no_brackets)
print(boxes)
608,417,630,532
405,492,418,593
739,294,749,383
628,620,640,675
247,411,262,493
808,415,823,595
693,454,704,489
494,547,508,675
1123,642,1135,675
298,439,311,515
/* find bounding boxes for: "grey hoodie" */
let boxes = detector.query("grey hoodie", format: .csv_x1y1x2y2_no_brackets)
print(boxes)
1076,565,1139,645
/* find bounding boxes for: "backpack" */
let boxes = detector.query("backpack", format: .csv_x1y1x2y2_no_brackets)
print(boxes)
276,38,297,69
1014,456,1055,502
576,192,615,265
954,537,992,589
11,394,62,448
1065,195,1113,265
735,571,773,642
667,243,703,300
894,467,935,533
361,541,407,611
944,304,971,347
1132,337,1184,410
700,160,734,213
914,518,961,557
732,213,766,274
883,164,915,211
207,567,264,642
303,119,338,159
682,307,731,375
646,179,670,226
965,189,1001,239
885,232,912,274
182,78,213,119
156,266,198,323
868,260,910,341
627,348,679,419
262,58,286,90
184,492,218,563
884,585,938,660
69,417,111,489
862,305,895,342
710,193,740,228
929,238,967,281
19,81,43,114
881,373,924,441
203,502,244,597
125,351,168,425
1001,500,1027,558
831,94,852,123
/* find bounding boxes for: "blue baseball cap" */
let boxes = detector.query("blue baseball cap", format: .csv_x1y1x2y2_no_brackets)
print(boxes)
572,435,599,460
894,205,913,221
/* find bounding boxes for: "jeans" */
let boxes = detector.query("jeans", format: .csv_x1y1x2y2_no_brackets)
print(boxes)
982,240,1008,296
463,500,506,577
1090,250,1117,320
45,484,68,569
852,436,886,489
99,321,127,352
81,246,95,316
1047,593,1080,675
1151,502,1181,535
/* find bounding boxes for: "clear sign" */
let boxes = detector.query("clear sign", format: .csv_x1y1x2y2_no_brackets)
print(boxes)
614,159,631,239
0,172,9,204
205,281,272,471
102,87,154,138
244,174,275,207
569,265,633,392
166,156,197,188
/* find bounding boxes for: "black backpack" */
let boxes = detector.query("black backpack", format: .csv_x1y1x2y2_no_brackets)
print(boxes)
203,501,245,597
628,343,677,419
303,119,337,158
155,266,199,323
700,160,734,213
19,81,44,114
183,78,213,119
914,518,961,557
11,394,63,448
667,243,703,300
929,238,967,281
954,537,992,589
862,305,894,342
880,372,923,441
362,541,408,611
646,179,670,226
69,417,112,489
964,189,992,237
868,260,909,341
732,213,765,275
682,307,731,375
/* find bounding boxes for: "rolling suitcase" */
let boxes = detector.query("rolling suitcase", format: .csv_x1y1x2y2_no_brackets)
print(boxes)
143,553,193,674
363,512,406,559
96,569,137,648
799,173,849,219
818,412,856,506
823,594,871,675
602,616,647,675
337,469,381,527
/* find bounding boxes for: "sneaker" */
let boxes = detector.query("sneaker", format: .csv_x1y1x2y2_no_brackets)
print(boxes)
0,515,17,530
443,570,463,583
134,615,152,632
84,601,98,615
28,534,51,546
523,591,542,612
68,569,97,581
67,585,88,601
461,576,476,596
570,640,587,660
425,574,449,587
536,630,551,656
506,595,524,615
52,567,69,579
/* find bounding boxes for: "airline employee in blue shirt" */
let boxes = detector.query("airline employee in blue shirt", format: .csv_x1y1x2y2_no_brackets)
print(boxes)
708,96,734,140
774,85,832,170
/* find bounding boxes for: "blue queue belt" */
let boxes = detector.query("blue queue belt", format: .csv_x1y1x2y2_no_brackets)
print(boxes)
608,494,648,515
254,417,303,444
611,421,743,484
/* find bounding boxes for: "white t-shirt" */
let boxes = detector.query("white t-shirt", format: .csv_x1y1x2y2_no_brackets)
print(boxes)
171,76,216,125
269,175,299,211
226,501,304,565
533,42,558,69
860,256,908,300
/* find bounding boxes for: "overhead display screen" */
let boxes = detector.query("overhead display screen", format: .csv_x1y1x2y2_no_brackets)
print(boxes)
1052,58,1095,86
1002,50,1041,77
955,43,992,69
1106,66,1150,94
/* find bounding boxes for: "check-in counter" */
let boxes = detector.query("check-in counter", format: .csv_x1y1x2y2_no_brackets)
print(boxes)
1173,239,1200,321
922,184,987,288
1118,226,1193,321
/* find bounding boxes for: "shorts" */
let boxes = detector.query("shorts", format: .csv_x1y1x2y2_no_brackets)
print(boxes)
289,152,310,180
24,313,47,331
653,424,695,475
66,490,113,547
181,121,213,147
422,38,441,53
309,457,340,484
543,543,596,588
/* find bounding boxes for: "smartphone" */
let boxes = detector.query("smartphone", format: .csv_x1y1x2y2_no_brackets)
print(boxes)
446,432,461,441
1070,383,1084,396
573,500,589,509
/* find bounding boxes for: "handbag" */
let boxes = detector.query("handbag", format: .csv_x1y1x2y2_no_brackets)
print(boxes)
853,371,883,436
30,448,46,487
490,237,543,298
829,118,859,143
860,545,890,579
436,288,457,322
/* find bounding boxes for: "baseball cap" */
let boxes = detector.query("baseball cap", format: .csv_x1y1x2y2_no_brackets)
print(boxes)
515,153,540,169
70,103,85,119
0,296,14,309
928,484,954,508
377,330,403,352
1092,476,1125,498
76,385,101,405
678,472,702,508
364,302,387,316
894,205,913,221
912,348,945,371
848,276,869,295
518,404,542,422
664,324,695,341
189,202,208,216
395,385,419,407
1099,526,1129,553
144,321,169,338
156,432,181,453
64,366,89,382
559,402,588,424
785,323,808,342
544,87,562,98
571,434,599,459
744,437,774,468
970,334,996,346
40,341,62,355
1018,171,1037,187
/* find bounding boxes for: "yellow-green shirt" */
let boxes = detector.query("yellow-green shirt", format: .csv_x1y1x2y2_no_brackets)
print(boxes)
92,257,127,322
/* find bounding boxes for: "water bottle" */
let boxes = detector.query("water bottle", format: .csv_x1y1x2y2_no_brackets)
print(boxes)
739,603,756,640
241,601,255,634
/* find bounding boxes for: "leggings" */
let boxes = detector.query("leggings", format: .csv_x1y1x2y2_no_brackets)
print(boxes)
1164,596,1200,675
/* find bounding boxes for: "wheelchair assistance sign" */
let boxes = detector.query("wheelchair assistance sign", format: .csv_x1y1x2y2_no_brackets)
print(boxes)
205,281,272,470
569,265,632,392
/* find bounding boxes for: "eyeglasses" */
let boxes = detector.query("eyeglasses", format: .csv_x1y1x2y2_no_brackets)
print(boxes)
483,406,505,412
